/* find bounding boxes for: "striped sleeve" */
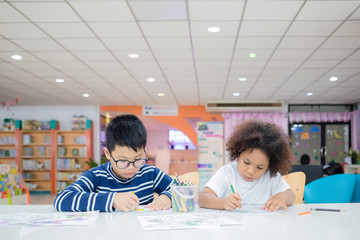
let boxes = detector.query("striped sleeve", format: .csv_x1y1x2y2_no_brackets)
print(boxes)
153,167,173,199
53,170,116,212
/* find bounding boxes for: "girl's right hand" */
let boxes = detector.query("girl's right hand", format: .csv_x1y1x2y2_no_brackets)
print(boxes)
224,193,242,210
112,192,139,212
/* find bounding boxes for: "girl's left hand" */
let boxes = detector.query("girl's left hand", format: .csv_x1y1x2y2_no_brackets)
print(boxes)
262,192,288,212
146,194,171,211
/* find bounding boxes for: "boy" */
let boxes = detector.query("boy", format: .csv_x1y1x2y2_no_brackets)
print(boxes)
54,114,173,212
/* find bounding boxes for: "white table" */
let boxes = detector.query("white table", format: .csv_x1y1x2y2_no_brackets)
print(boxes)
1,203,359,240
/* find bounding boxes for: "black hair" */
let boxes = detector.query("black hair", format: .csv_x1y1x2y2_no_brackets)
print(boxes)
300,154,310,165
105,114,147,153
226,120,292,177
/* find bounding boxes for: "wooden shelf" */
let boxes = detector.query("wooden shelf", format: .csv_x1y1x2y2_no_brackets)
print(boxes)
24,179,51,182
57,169,86,172
22,156,50,159
22,169,51,172
23,143,50,146
57,143,86,146
57,179,76,182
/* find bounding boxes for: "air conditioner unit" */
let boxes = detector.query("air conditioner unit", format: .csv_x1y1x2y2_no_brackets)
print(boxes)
205,100,284,113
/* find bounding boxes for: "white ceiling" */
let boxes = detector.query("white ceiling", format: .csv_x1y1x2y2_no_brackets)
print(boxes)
0,0,359,107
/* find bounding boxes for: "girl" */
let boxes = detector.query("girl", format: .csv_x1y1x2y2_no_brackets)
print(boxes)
198,120,295,212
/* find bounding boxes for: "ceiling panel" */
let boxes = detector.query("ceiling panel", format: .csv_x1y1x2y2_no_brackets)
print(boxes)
68,1,134,22
0,2,29,22
11,2,81,22
37,23,95,38
0,0,359,106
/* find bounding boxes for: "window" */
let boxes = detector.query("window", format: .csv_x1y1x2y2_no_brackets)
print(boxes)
168,130,197,150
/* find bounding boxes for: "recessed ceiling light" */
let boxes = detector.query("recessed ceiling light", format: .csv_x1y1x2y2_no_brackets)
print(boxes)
11,54,22,60
83,93,90,98
128,53,139,59
157,93,165,97
329,76,338,82
238,77,247,82
147,77,155,83
207,26,220,33
248,53,257,58
306,92,313,96
55,78,64,83
233,93,240,96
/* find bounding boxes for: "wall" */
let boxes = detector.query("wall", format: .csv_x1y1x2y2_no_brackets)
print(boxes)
146,129,170,174
0,105,101,162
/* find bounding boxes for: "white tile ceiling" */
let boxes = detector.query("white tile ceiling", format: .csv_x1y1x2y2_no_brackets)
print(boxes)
0,0,359,107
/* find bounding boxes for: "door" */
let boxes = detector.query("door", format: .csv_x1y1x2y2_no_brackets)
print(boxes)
290,123,350,165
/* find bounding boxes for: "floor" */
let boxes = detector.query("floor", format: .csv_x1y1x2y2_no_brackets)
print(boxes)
29,193,56,205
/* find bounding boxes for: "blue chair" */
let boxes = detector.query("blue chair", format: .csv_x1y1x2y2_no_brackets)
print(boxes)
304,174,356,203
351,174,360,203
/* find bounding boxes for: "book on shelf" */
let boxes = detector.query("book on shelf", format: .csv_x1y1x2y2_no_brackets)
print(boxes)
22,159,51,170
57,181,70,190
56,158,81,170
0,136,16,145
57,135,64,144
57,172,81,181
72,149,79,156
57,147,67,157
74,136,86,144
23,147,34,157
22,134,34,144
44,135,51,144
0,149,15,157
37,146,48,157
79,147,86,157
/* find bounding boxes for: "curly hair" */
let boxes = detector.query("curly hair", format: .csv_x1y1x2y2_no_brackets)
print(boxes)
226,120,292,177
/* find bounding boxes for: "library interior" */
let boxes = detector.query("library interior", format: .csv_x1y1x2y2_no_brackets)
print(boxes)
0,1,360,239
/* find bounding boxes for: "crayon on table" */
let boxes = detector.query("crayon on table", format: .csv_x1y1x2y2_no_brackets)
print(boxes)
298,211,312,216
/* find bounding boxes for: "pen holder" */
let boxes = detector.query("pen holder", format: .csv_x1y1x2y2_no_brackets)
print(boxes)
171,185,196,212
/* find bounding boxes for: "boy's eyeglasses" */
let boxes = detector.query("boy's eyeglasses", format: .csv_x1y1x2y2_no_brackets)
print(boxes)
109,152,148,169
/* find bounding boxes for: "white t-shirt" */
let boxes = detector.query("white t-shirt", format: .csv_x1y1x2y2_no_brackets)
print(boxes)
204,161,290,204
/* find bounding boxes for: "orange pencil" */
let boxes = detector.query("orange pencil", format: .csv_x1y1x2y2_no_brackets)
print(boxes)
298,211,311,216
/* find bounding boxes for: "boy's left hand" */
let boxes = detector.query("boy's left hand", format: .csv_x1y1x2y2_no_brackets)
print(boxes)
262,192,288,212
146,194,171,211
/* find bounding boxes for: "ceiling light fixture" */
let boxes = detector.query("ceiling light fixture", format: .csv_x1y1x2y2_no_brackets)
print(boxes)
233,93,240,96
306,92,313,96
157,93,165,97
329,76,338,82
128,53,139,59
207,27,220,33
11,54,23,60
147,77,155,83
55,78,64,83
248,53,257,58
238,77,247,82
83,93,90,98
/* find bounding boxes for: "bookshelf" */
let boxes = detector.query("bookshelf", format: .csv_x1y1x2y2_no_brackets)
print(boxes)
1,120,93,194
56,123,93,191
0,130,20,167
21,130,53,192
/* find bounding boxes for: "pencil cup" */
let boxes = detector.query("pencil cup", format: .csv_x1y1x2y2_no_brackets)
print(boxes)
171,185,196,212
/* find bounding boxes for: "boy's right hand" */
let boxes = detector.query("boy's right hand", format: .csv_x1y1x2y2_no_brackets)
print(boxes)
224,193,242,210
113,192,139,212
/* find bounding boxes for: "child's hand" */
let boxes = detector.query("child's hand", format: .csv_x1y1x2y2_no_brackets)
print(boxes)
224,193,242,210
146,194,171,211
262,192,288,212
113,192,139,212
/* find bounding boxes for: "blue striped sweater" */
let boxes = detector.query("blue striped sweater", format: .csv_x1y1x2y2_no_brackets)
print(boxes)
53,162,173,212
